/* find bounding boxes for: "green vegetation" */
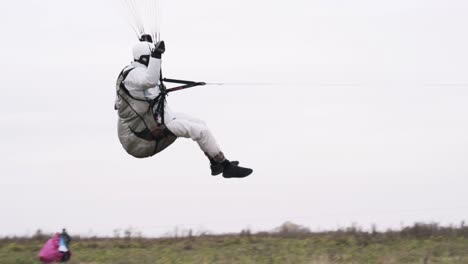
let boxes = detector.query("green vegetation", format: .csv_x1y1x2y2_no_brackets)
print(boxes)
1,223,467,264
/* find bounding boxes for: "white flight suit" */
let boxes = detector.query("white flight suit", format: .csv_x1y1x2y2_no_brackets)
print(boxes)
123,58,224,161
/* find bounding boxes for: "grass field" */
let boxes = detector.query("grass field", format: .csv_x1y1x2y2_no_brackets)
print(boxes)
1,223,467,264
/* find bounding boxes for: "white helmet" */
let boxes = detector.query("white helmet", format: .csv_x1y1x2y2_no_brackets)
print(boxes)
132,42,152,61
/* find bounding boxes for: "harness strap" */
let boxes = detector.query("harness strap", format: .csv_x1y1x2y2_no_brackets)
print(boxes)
153,69,168,125
117,67,166,141
116,66,205,140
151,76,206,125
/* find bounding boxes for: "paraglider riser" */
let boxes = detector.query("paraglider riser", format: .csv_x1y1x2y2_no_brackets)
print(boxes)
163,78,206,93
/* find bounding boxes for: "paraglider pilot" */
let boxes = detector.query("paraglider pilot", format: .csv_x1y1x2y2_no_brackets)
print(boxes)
115,35,253,178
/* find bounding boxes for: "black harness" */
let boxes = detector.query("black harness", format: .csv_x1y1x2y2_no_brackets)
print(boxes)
116,66,205,141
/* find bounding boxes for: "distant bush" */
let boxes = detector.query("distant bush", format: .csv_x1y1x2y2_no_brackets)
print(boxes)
400,222,468,239
1,221,467,242
273,221,311,237
31,229,49,241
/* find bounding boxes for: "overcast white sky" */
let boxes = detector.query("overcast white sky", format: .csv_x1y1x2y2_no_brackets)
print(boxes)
0,0,467,237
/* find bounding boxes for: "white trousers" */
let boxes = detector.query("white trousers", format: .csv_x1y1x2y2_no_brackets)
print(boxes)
165,112,223,160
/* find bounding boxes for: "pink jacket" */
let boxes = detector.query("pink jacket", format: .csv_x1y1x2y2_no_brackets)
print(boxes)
38,233,68,263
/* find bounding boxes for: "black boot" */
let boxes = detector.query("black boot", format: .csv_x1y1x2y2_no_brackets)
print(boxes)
222,160,253,178
211,161,239,176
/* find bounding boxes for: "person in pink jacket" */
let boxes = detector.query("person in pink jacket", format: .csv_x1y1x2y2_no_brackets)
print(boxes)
38,231,71,263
